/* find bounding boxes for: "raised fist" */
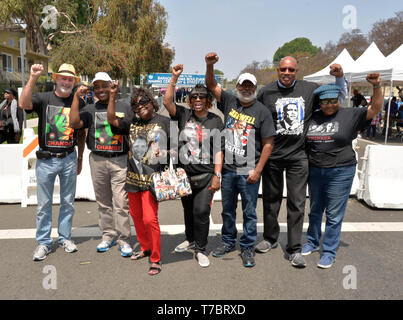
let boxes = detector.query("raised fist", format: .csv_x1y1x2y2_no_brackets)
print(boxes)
366,73,381,87
205,52,219,65
329,64,344,78
172,64,183,77
110,80,119,95
75,85,88,97
31,64,44,79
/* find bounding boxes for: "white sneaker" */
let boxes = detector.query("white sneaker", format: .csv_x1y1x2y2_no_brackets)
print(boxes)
96,240,115,252
119,243,133,257
33,244,51,261
175,240,195,253
196,252,210,268
60,240,78,253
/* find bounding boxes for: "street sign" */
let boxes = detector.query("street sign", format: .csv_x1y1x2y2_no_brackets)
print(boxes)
147,73,219,87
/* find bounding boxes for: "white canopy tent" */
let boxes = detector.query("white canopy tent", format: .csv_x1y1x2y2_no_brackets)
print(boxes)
303,48,356,84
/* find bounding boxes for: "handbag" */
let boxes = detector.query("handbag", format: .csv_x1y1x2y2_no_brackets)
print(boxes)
189,172,213,190
151,161,192,202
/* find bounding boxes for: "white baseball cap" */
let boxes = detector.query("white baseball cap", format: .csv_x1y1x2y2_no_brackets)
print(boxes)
92,72,112,83
237,73,257,86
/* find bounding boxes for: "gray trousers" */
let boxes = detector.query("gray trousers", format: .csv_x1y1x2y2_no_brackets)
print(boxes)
89,152,131,245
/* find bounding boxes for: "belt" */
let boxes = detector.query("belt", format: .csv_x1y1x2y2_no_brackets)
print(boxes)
49,149,74,159
92,151,126,158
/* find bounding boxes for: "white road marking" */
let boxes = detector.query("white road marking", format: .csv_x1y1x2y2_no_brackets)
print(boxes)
0,222,402,240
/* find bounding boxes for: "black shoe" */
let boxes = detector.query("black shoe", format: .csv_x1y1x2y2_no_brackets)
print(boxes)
240,248,255,268
212,244,235,258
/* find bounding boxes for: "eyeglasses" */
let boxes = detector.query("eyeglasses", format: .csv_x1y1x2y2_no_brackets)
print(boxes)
190,93,208,100
134,97,151,110
320,98,339,105
279,67,296,72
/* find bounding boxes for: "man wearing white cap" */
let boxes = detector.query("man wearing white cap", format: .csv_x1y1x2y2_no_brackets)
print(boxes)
19,63,86,261
205,52,276,268
69,72,133,257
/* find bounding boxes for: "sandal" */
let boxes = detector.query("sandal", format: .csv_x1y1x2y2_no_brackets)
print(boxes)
148,262,162,276
131,249,151,260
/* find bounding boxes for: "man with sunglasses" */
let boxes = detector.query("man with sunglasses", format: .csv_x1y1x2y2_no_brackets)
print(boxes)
205,52,276,268
256,56,347,268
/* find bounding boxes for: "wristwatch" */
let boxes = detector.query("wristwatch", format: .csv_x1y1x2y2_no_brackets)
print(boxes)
214,172,222,179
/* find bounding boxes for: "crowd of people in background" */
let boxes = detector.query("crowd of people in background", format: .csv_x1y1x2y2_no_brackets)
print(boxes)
9,50,385,275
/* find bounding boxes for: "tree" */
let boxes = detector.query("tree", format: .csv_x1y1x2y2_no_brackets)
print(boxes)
273,37,319,63
369,10,403,56
337,29,369,59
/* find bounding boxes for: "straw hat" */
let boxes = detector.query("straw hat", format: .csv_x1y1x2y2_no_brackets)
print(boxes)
51,63,80,84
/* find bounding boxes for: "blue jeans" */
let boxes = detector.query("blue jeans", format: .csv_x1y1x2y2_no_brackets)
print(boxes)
220,169,260,250
35,150,77,247
306,164,356,258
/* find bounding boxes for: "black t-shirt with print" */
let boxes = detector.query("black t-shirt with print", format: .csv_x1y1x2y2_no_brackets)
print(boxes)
306,107,370,168
170,104,224,176
80,101,133,154
30,91,85,153
218,90,276,173
257,80,320,161
112,113,170,193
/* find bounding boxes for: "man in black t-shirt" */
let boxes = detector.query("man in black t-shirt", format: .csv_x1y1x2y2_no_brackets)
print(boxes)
256,56,346,268
19,63,86,261
69,72,133,257
205,52,275,268
351,89,366,108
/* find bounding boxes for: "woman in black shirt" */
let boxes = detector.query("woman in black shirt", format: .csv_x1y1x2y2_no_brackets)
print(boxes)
164,64,223,268
302,73,382,269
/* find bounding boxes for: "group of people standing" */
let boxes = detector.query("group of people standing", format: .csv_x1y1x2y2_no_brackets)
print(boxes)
18,51,382,275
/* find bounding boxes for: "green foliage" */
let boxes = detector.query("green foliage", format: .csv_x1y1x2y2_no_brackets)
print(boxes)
273,37,319,63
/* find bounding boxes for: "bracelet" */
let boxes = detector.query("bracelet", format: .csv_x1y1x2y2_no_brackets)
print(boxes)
373,84,381,89
169,81,176,86
78,157,83,160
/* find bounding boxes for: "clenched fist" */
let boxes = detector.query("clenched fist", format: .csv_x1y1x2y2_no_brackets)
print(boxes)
172,64,183,78
75,85,88,97
205,52,219,65
366,73,381,87
329,64,344,78
31,64,44,79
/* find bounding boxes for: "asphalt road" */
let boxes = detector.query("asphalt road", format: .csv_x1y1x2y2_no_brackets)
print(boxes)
0,138,402,304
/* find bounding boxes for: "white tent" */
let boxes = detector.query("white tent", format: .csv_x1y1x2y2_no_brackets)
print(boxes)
349,42,387,83
303,48,355,84
383,44,403,82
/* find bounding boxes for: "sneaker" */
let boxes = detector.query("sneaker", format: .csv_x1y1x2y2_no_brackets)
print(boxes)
96,239,116,252
33,244,51,261
60,239,78,253
301,243,320,256
255,240,278,253
288,252,307,268
174,240,195,253
317,255,335,269
212,244,235,258
195,252,210,268
240,248,255,268
119,243,133,257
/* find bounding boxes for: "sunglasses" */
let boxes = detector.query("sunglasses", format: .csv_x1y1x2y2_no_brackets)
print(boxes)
134,97,151,110
279,67,296,72
320,98,339,105
190,93,208,100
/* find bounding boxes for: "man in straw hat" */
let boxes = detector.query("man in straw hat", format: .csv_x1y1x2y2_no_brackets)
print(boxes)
19,63,86,261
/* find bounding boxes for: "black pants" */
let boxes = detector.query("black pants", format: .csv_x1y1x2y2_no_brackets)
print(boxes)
261,158,308,254
0,127,19,144
181,175,214,253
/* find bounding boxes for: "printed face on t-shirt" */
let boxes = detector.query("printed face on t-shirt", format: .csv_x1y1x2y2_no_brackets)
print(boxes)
45,105,74,147
132,137,148,161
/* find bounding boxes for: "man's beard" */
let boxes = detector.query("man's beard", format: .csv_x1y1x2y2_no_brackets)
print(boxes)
237,90,257,103
56,82,73,95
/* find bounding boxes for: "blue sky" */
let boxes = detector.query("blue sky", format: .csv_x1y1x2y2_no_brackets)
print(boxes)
157,0,402,80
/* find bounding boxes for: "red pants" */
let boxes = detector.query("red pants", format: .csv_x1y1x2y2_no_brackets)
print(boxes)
128,191,161,263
